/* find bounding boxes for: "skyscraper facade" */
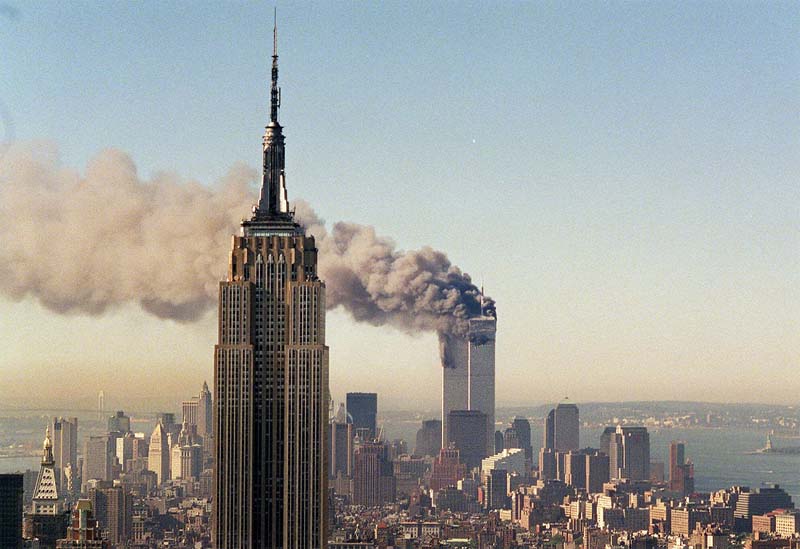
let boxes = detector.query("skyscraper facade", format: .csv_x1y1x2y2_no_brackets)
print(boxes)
51,417,77,493
147,422,169,486
414,419,442,457
586,452,610,494
213,26,329,549
90,485,131,546
609,425,650,481
669,441,695,495
352,441,395,507
485,469,509,510
441,311,497,457
553,403,579,451
82,436,114,488
0,474,23,549
329,404,353,478
182,381,213,439
512,417,532,462
429,447,467,492
346,393,378,440
544,409,555,449
446,410,488,471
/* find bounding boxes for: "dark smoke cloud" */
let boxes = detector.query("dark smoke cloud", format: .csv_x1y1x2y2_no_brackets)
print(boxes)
0,142,494,337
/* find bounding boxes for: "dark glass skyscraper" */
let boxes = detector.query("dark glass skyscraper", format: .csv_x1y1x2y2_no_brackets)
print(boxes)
346,392,377,440
213,23,329,549
0,474,23,549
447,410,488,471
512,417,532,461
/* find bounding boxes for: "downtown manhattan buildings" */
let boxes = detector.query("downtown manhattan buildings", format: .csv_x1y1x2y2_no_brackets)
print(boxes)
212,27,329,549
3,15,798,549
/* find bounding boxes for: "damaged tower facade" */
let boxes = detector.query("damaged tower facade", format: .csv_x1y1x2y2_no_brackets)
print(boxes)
213,22,329,549
441,305,497,460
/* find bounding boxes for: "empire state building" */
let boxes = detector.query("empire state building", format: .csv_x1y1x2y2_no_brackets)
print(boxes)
213,25,329,549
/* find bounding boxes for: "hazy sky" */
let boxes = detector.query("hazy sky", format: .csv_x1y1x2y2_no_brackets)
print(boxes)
0,2,798,412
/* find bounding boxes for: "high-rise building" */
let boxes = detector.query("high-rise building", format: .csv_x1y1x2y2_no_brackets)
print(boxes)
182,381,213,439
147,422,169,485
51,418,78,494
599,426,616,456
669,441,695,495
171,422,203,481
329,404,353,478
586,452,610,494
115,433,135,474
544,409,555,449
563,450,587,490
481,448,526,482
512,417,532,462
485,469,509,510
447,410,488,471
734,485,794,522
32,428,61,516
25,430,69,549
131,436,148,462
346,393,377,440
213,25,329,548
0,474,23,549
538,448,557,480
494,430,504,454
107,412,130,434
89,486,131,546
352,441,395,507
441,311,497,457
503,428,520,451
429,446,467,492
553,402,579,451
608,425,650,481
669,441,684,481
414,419,442,458
82,436,114,488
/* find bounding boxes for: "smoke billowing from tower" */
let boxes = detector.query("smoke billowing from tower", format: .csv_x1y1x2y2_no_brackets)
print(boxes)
0,144,495,339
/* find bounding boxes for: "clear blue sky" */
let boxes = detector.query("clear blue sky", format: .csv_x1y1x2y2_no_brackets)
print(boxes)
0,2,798,411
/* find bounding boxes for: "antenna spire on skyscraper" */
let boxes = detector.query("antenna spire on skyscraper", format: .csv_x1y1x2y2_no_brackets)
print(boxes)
270,8,280,123
251,11,293,222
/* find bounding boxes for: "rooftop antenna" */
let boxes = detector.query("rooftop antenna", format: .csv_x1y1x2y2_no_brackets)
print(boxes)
269,7,280,123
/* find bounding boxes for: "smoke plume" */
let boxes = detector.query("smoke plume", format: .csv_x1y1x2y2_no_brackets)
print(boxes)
0,142,494,337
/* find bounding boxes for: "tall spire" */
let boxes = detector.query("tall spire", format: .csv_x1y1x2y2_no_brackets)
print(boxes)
252,10,292,223
270,8,280,124
42,426,54,465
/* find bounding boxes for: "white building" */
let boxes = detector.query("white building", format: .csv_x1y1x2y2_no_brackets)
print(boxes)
481,448,526,482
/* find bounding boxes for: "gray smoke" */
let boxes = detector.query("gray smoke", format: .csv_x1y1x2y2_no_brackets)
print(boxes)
0,143,494,336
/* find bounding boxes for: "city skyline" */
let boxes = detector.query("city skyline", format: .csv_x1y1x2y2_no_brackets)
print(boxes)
1,3,799,410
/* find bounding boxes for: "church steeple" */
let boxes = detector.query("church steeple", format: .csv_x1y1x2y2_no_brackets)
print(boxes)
255,11,290,219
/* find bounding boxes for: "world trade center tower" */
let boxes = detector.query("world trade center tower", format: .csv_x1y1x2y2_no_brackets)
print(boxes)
213,23,329,549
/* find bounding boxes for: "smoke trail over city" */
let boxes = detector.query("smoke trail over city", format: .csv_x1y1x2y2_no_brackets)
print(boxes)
0,142,494,338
